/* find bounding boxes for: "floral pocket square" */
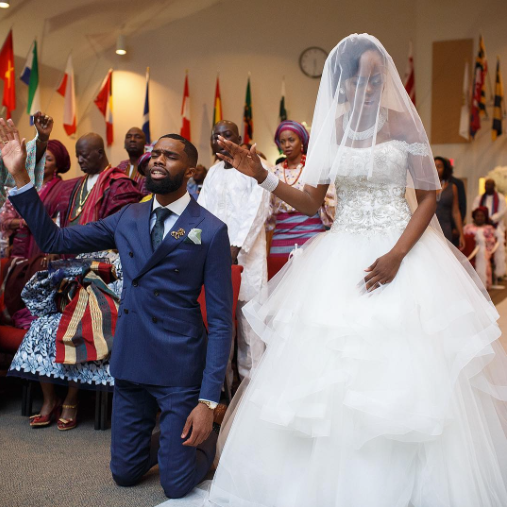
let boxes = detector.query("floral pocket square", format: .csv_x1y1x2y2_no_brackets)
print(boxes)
184,228,202,245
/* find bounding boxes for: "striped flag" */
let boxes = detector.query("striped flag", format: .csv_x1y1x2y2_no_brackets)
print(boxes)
470,35,488,139
20,40,40,124
213,75,222,128
56,55,77,136
142,67,151,144
243,76,253,143
94,69,113,146
279,77,287,122
403,40,416,106
492,58,504,141
0,30,16,119
180,72,191,141
459,62,470,140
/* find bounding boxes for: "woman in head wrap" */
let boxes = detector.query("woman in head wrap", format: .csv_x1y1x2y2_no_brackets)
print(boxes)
0,139,71,258
267,120,335,260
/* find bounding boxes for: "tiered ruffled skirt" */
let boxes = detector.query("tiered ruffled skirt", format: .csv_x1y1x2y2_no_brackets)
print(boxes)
208,226,507,507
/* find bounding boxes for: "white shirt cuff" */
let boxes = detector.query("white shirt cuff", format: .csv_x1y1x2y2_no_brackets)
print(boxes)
199,398,218,409
9,182,34,196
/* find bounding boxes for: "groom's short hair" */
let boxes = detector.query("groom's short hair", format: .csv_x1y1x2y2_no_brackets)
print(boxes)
160,133,198,167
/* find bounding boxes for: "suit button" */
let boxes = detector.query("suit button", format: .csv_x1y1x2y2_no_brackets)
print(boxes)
132,279,139,287
129,252,133,257
124,309,129,314
152,317,158,323
174,269,179,273
154,290,159,296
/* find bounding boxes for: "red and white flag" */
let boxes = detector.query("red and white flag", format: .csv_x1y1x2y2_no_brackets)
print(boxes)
94,69,114,146
56,55,77,136
180,73,191,141
404,41,416,106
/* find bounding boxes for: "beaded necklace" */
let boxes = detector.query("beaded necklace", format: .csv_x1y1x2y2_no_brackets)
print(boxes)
283,154,306,186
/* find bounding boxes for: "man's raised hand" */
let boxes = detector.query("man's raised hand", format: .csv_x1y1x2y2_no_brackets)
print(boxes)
217,136,267,183
0,118,30,187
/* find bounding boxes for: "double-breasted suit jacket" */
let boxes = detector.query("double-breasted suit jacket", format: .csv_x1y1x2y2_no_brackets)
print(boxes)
10,187,233,402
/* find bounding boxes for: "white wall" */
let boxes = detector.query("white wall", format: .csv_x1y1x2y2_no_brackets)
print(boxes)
6,0,507,211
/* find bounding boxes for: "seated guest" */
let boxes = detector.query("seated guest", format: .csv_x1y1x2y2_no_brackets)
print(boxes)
464,207,497,289
117,127,149,195
187,163,207,199
0,140,71,258
267,121,335,257
8,131,142,431
473,178,506,279
0,112,52,207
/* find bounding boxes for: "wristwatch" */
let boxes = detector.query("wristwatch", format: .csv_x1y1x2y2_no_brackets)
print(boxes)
199,399,218,410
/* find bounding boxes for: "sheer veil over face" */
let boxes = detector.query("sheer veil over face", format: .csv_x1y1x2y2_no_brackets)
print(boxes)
302,33,440,191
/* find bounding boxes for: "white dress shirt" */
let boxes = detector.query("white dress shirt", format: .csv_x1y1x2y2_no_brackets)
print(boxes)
149,192,191,237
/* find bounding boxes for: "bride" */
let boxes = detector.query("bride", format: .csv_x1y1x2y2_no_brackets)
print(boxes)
197,33,507,507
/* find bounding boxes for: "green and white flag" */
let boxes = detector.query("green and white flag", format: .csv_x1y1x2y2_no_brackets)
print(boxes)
20,40,40,123
279,77,287,122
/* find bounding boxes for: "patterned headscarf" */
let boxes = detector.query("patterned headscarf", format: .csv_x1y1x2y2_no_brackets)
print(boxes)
472,206,491,224
274,121,310,154
47,140,71,174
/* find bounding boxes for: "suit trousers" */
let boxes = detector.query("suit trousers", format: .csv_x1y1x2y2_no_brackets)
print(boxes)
110,379,217,499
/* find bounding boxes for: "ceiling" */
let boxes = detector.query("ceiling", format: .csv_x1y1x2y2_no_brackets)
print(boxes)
0,0,221,69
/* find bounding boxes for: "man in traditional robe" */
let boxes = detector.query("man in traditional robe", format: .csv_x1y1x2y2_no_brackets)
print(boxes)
198,120,269,383
117,127,148,195
473,178,506,278
61,132,143,227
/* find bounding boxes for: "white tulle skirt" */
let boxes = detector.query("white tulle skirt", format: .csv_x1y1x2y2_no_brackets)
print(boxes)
204,227,507,507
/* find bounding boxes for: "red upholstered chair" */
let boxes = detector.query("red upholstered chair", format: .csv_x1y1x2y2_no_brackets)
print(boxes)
198,264,244,331
462,233,478,268
0,258,27,375
267,255,289,280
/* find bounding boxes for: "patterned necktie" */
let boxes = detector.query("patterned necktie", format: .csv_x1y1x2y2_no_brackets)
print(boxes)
151,207,172,251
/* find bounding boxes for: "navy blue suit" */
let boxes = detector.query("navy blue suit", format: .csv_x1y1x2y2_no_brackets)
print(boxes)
10,187,233,497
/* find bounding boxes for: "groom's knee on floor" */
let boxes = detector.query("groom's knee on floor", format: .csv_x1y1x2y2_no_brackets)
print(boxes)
161,472,195,499
112,471,144,488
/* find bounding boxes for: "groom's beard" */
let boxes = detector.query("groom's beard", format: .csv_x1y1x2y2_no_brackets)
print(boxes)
145,169,185,194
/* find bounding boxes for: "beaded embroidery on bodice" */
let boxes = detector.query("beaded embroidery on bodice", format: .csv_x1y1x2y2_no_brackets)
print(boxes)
331,140,426,237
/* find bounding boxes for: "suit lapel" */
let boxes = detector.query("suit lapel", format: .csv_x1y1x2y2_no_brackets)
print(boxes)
135,199,155,261
135,197,204,279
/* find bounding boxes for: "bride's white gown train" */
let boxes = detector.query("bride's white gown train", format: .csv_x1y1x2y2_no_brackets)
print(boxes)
167,141,507,507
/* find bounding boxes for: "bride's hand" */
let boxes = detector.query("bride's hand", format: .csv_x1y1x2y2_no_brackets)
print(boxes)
364,251,403,292
217,136,267,183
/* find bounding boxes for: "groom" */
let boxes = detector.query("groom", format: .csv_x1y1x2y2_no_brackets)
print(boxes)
1,120,233,499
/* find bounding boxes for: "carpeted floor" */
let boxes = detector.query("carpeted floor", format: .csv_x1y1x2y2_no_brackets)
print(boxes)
2,288,507,507
0,385,168,507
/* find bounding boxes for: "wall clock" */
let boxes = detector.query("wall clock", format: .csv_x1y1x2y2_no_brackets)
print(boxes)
299,47,328,79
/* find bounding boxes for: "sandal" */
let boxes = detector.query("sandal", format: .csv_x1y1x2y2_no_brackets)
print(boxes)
29,401,62,428
57,403,79,431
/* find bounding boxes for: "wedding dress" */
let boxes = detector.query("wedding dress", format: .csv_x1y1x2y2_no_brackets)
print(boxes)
164,34,507,507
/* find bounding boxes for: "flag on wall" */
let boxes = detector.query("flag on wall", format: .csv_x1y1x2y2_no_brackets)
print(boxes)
213,75,222,128
180,72,191,141
243,76,253,143
0,30,16,119
56,55,77,136
20,40,40,124
492,58,504,141
94,69,114,146
279,77,287,122
142,67,151,144
459,62,470,140
470,35,488,139
403,40,416,106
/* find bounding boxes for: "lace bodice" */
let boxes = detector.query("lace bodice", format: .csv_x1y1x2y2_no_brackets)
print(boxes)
331,141,424,236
